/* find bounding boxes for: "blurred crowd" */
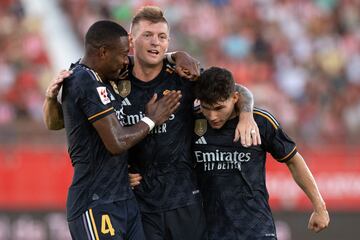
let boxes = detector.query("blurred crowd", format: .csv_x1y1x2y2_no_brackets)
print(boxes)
0,0,51,127
1,0,360,146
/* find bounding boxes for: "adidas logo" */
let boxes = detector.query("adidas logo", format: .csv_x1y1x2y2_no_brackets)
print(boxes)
195,136,207,144
121,97,131,106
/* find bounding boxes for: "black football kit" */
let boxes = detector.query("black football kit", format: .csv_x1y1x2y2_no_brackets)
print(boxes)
111,60,206,239
62,62,144,240
194,108,297,240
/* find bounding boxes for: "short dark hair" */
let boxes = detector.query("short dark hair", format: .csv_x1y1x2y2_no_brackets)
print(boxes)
85,20,128,48
195,67,235,105
131,6,168,31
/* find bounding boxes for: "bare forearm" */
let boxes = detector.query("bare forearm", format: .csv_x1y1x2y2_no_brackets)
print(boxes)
287,153,326,211
235,84,253,113
94,91,181,155
42,97,64,130
93,115,150,155
112,122,150,154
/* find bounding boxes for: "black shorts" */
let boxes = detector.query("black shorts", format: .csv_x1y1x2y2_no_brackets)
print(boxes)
68,198,145,240
142,202,206,240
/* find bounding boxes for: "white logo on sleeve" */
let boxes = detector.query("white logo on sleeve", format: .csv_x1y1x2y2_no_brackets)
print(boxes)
195,136,207,144
97,87,111,105
121,97,131,106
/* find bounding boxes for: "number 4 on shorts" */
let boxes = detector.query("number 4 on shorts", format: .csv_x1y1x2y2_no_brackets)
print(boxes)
101,214,115,236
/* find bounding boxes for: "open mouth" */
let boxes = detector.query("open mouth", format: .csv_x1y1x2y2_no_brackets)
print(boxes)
147,50,159,56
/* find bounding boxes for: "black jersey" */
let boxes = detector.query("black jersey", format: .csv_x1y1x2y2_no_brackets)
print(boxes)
111,61,200,213
193,108,297,240
62,63,133,221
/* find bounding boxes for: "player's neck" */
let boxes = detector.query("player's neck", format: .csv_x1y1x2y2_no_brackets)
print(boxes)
229,108,238,120
80,57,105,81
133,58,163,82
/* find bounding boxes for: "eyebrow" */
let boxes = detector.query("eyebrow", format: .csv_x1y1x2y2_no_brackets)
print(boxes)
143,31,168,35
201,104,225,110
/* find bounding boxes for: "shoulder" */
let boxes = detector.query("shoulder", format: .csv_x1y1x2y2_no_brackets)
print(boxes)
193,110,205,120
66,65,102,91
161,59,178,77
75,65,100,84
162,61,195,91
164,61,177,75
253,107,281,130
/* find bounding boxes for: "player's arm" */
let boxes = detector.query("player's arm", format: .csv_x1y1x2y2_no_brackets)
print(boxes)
166,51,201,79
43,70,72,130
286,153,330,233
93,91,181,155
43,97,64,130
166,53,260,147
127,51,200,79
234,84,261,147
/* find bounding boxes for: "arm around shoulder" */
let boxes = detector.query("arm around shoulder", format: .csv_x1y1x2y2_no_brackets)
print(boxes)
234,84,261,146
42,96,65,130
42,69,71,130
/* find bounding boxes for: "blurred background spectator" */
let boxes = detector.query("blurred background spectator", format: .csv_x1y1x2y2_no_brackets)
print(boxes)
0,0,49,123
1,0,359,146
60,0,360,146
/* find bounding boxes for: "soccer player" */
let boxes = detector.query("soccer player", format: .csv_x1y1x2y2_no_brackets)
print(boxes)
43,6,260,240
58,20,181,240
43,51,199,130
193,67,330,239
119,6,262,240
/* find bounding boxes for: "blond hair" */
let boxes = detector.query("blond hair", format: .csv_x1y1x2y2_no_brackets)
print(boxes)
130,6,168,32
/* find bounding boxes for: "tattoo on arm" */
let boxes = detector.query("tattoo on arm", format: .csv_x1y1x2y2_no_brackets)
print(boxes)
235,84,253,113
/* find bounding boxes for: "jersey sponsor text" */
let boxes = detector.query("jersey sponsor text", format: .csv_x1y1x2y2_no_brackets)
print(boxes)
195,150,251,171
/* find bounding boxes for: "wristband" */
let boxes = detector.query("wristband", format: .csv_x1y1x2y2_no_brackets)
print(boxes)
141,117,155,132
166,52,176,64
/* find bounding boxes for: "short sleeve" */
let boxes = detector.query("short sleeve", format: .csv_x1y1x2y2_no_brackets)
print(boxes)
255,109,297,163
74,71,115,123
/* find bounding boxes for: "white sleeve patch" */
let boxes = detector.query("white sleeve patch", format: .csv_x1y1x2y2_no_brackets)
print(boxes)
97,87,111,105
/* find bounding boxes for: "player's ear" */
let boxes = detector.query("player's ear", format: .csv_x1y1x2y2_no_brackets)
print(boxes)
232,91,239,103
128,33,134,49
99,45,107,59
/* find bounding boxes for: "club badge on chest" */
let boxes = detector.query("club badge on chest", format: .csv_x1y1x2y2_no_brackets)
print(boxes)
117,80,131,98
195,119,207,136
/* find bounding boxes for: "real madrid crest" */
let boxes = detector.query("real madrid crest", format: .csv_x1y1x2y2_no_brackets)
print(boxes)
194,119,207,136
118,80,131,98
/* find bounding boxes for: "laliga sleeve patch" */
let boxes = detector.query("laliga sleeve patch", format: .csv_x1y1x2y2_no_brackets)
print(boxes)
97,87,111,105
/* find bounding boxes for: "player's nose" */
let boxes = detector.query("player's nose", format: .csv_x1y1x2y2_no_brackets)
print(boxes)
207,111,217,121
150,35,160,45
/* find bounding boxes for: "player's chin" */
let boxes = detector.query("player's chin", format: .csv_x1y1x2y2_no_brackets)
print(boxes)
146,58,163,66
147,54,164,62
209,122,224,129
108,71,120,81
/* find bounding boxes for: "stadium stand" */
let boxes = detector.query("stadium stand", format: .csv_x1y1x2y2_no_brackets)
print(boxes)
59,0,360,146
